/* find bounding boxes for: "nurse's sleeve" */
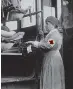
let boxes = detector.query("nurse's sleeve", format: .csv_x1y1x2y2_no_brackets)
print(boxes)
38,36,58,50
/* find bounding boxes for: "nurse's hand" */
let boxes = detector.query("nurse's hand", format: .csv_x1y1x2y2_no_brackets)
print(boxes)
26,41,34,44
26,41,39,48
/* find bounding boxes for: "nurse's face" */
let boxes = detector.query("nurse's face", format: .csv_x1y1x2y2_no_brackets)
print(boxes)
45,22,54,32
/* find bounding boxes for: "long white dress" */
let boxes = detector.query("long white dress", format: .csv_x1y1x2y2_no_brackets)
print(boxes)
39,29,65,89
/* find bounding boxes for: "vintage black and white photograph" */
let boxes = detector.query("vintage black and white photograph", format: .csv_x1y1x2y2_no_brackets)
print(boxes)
1,0,73,89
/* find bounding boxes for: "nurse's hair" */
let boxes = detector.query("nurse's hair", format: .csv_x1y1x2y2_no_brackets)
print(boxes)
45,16,60,28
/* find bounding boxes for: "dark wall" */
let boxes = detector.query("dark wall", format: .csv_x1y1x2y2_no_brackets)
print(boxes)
1,55,35,76
63,28,73,89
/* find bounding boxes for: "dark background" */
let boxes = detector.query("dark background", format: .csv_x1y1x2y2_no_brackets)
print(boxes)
63,28,73,89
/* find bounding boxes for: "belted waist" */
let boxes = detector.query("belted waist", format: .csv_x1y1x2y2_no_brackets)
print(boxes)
44,49,60,55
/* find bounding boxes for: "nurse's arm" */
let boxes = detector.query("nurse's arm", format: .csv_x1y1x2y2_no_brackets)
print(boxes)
38,40,53,50
38,38,57,50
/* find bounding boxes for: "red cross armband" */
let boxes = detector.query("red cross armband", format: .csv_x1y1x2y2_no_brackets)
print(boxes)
47,39,55,47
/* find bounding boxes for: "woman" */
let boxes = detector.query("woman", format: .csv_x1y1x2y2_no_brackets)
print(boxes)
26,16,65,89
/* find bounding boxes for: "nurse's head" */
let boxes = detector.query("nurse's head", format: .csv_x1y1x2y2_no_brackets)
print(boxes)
45,16,60,33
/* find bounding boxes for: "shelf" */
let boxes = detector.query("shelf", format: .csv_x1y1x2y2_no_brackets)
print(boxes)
1,76,35,83
1,53,22,56
1,72,37,83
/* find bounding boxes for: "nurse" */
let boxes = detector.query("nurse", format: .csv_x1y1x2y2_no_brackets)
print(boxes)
26,16,65,89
